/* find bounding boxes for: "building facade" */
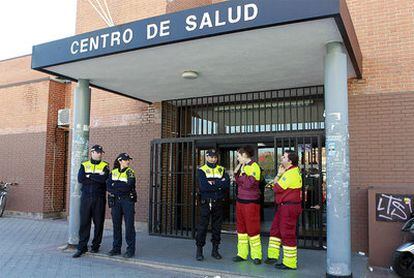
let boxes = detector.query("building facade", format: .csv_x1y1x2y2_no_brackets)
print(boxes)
0,0,413,268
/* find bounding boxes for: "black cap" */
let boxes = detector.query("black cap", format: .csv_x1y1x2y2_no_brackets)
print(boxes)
206,149,218,157
117,153,133,161
90,145,104,153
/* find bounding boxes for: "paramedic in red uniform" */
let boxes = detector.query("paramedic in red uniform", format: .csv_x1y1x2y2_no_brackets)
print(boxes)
232,146,262,265
265,150,302,270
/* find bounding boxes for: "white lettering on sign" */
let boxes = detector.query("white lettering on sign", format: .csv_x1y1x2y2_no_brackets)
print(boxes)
185,3,258,32
70,3,260,53
70,28,134,55
147,20,171,40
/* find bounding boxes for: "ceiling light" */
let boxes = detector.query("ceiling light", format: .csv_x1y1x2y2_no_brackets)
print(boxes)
182,70,199,80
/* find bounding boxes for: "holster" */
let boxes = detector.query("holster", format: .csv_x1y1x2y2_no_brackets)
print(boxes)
130,191,137,203
108,195,115,208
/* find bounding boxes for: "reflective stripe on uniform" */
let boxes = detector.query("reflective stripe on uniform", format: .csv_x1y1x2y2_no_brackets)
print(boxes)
199,164,225,179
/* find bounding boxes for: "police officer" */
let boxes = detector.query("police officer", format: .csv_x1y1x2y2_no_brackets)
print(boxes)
195,149,230,261
106,153,137,258
73,145,109,258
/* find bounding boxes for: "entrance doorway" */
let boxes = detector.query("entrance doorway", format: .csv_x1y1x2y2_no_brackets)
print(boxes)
149,133,326,249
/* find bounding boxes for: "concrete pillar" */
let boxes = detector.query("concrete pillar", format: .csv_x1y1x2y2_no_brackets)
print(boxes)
68,79,91,245
324,42,352,277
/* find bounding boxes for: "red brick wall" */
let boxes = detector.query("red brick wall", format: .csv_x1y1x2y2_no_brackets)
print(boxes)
0,80,50,214
166,0,212,13
348,91,414,253
43,81,69,214
75,0,167,34
346,0,414,254
0,55,48,85
61,85,162,221
90,122,161,222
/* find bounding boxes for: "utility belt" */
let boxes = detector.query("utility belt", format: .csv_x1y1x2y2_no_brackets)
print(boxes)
201,198,225,204
108,192,137,207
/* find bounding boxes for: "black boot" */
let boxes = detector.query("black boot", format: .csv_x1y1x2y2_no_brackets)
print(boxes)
72,249,86,258
211,244,222,260
196,246,204,261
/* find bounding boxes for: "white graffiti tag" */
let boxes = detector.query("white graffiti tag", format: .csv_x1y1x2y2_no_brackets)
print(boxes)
377,194,412,221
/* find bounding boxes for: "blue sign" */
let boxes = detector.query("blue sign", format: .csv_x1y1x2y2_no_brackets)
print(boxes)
31,0,340,69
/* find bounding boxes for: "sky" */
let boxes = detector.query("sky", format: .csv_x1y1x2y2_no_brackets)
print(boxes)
0,0,77,61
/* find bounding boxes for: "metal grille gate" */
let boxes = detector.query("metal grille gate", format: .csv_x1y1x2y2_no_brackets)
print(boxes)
149,133,326,249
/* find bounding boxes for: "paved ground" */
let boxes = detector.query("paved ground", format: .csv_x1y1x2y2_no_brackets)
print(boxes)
0,216,398,278
0,217,201,278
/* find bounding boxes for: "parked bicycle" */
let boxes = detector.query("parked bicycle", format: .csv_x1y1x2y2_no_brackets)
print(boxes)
0,182,17,217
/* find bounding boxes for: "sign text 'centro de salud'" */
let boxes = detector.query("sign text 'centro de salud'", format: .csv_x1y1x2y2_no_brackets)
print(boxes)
31,0,342,69
70,3,258,55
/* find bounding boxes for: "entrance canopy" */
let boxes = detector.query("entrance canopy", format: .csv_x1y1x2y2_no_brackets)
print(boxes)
31,0,362,103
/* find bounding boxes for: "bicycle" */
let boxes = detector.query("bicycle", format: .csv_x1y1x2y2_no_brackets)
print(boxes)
0,182,17,217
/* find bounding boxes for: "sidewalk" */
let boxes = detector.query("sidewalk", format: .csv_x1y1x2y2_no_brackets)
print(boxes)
0,216,397,277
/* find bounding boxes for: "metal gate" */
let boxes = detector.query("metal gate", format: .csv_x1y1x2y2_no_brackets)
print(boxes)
149,138,196,238
149,133,326,249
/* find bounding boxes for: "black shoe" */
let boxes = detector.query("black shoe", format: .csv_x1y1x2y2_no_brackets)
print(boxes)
72,250,86,258
90,247,99,253
232,255,246,262
253,259,262,265
108,249,121,256
275,263,296,270
264,258,278,265
211,244,222,260
123,252,135,258
196,246,204,261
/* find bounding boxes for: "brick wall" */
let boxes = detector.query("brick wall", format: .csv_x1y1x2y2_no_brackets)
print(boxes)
346,0,414,254
347,0,414,95
61,84,162,221
0,55,48,85
166,0,212,13
43,81,69,214
75,0,167,34
0,80,50,214
348,91,414,253
90,123,161,222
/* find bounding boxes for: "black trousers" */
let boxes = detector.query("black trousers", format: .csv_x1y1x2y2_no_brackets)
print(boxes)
195,199,224,247
111,197,136,254
77,195,106,251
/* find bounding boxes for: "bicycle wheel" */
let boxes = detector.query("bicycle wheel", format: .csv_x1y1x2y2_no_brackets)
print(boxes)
0,194,7,217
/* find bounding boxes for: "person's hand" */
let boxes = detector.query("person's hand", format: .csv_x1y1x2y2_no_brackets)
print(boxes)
234,163,242,174
208,181,215,185
86,174,90,178
277,165,286,176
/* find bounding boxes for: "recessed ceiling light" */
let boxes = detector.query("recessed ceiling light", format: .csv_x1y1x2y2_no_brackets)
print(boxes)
182,70,199,80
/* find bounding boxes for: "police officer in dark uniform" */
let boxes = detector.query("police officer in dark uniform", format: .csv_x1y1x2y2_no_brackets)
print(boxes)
73,145,109,258
195,149,230,261
106,153,137,258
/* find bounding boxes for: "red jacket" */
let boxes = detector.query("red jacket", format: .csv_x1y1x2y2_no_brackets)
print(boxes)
235,161,261,202
274,166,302,204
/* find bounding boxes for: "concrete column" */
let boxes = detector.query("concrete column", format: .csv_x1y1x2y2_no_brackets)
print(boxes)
68,79,91,245
324,42,352,277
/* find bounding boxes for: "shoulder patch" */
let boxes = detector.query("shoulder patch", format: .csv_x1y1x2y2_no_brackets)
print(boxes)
127,169,135,177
